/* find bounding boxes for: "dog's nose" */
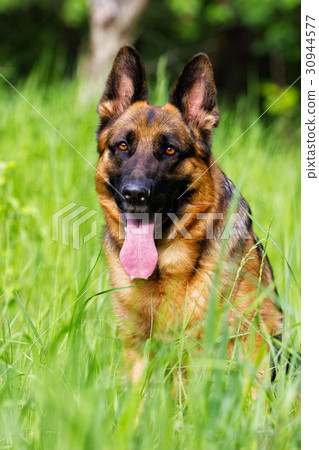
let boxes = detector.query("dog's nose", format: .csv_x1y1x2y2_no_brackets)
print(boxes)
122,184,150,204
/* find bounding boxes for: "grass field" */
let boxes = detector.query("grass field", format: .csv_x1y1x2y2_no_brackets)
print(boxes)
0,70,300,449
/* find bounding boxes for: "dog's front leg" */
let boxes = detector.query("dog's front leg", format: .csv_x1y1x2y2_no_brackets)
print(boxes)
124,346,145,385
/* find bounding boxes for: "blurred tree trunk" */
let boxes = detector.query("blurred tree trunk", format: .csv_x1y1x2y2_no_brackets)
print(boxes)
83,0,148,82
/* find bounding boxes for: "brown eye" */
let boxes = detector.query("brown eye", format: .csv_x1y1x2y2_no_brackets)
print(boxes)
118,142,128,151
165,146,176,156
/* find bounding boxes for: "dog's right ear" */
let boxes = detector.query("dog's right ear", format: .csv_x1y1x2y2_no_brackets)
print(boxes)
169,54,219,141
98,46,148,124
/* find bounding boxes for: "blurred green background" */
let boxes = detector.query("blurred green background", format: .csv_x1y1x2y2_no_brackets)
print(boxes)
0,0,300,115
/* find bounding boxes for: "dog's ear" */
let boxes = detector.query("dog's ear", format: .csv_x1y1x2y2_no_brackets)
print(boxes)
98,46,148,123
169,54,219,139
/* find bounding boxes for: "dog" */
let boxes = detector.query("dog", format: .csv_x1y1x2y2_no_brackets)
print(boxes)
95,46,283,385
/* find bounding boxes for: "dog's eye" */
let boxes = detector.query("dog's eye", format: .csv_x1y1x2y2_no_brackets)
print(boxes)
118,142,128,151
165,146,176,156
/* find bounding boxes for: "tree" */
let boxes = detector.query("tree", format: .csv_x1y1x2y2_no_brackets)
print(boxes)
83,0,149,82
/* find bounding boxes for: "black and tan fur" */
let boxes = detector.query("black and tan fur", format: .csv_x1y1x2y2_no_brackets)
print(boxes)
95,46,282,384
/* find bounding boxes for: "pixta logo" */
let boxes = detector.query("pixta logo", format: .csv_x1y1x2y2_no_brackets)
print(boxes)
52,203,98,249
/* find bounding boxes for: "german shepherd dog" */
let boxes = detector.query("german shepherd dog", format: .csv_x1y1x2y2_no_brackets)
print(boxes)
95,46,282,385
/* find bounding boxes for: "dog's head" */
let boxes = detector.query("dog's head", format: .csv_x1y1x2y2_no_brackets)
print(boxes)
96,45,219,216
96,46,220,279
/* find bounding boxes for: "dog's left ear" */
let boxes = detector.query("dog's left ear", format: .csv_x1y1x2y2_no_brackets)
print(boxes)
98,45,148,124
169,54,219,139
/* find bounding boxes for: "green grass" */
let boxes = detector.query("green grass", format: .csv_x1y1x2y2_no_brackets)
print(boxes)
0,70,300,449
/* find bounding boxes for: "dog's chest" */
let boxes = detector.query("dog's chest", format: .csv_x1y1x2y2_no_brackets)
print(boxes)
111,262,212,341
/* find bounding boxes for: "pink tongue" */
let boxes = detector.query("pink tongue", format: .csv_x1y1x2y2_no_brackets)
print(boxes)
120,213,158,279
